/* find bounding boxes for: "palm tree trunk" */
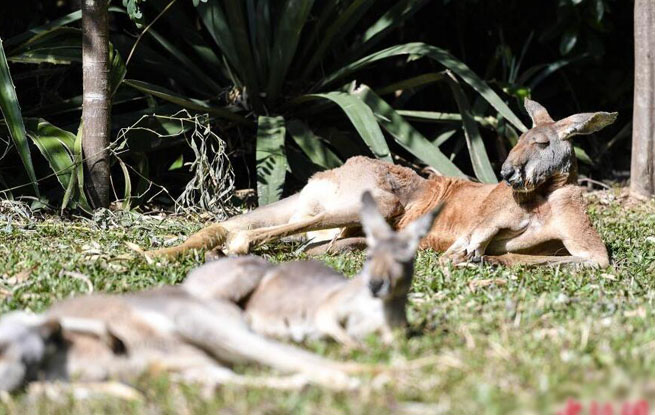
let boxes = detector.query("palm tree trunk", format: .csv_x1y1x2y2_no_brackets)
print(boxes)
82,0,111,208
631,0,655,199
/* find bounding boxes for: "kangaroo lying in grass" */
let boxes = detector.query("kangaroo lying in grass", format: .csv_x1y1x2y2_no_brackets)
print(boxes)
0,286,370,393
183,192,442,348
148,98,617,267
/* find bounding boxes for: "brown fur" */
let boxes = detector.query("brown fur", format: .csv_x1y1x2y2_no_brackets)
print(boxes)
0,287,370,392
146,99,616,267
182,193,441,348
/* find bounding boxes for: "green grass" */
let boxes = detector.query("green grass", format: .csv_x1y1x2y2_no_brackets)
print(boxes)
1,190,655,414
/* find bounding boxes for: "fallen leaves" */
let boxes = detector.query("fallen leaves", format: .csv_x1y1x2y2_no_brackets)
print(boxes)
2,266,36,286
467,278,507,292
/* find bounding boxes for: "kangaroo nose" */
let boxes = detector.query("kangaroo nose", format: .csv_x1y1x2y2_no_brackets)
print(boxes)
368,279,385,297
500,165,515,184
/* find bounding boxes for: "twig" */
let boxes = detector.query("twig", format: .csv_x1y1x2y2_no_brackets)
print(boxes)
60,271,94,293
578,177,611,190
125,0,178,67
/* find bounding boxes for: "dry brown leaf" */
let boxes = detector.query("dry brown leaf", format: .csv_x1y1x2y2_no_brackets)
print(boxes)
624,307,646,318
124,242,144,254
4,266,36,285
124,242,154,265
468,278,507,292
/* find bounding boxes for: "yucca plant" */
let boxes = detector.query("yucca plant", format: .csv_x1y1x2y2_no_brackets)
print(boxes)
1,1,530,210
120,0,529,206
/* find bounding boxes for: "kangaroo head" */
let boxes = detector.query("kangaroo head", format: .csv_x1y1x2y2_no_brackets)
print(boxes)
358,191,442,300
500,98,617,192
0,312,63,392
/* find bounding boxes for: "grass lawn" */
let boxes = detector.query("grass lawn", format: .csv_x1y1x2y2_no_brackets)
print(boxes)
1,189,655,414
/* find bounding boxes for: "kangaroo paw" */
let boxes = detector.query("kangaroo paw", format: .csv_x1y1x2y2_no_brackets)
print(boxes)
204,247,226,262
225,231,252,255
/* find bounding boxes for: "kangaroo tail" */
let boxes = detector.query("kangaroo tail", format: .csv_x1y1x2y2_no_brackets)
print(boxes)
146,223,230,258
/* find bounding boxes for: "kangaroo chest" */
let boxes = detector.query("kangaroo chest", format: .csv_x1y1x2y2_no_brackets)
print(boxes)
486,192,566,254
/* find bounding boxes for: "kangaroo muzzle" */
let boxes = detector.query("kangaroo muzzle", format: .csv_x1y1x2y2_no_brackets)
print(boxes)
500,164,524,189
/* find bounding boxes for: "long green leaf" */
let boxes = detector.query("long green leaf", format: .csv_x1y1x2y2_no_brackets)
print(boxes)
246,0,268,86
302,0,375,79
349,0,429,59
117,157,133,210
319,42,528,132
297,92,392,162
434,127,459,147
396,110,497,128
287,119,342,170
296,0,339,64
7,27,81,65
197,1,243,80
73,123,90,211
157,1,226,81
223,0,261,103
266,0,315,100
109,43,127,97
446,77,497,183
4,5,122,48
256,116,287,206
27,119,74,190
352,85,465,178
147,29,221,94
123,79,246,123
574,146,593,166
376,72,446,96
28,119,89,211
0,38,39,196
5,10,82,48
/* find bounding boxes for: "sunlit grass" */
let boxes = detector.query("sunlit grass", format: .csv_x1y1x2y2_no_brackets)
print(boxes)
1,190,654,414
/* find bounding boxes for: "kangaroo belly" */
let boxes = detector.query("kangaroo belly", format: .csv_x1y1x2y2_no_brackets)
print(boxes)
405,180,498,252
244,262,346,342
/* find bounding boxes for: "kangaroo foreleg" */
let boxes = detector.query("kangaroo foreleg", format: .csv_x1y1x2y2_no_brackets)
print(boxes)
555,195,610,267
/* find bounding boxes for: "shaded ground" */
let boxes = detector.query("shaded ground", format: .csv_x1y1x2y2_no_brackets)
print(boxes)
1,189,655,414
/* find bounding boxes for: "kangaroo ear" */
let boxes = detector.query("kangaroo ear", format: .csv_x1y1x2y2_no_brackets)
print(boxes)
524,98,554,126
401,203,443,246
360,191,392,246
554,111,618,140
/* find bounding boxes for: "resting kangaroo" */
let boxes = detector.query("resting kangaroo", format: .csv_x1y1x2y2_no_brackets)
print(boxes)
148,98,617,267
0,287,367,393
183,192,442,347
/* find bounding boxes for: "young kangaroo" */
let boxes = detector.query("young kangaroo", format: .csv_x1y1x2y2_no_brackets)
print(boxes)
147,98,617,267
183,192,442,348
0,287,367,393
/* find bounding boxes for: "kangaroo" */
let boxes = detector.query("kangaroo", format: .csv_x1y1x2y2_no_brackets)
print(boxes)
183,192,442,348
0,287,367,393
147,98,617,267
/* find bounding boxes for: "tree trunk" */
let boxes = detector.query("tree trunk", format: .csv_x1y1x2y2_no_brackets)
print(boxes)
631,0,655,199
81,0,111,208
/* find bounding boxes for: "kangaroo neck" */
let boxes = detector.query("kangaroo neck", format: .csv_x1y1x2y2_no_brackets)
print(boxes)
511,161,579,204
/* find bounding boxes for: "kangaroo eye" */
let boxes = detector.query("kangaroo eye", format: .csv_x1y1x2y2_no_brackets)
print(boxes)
533,135,549,145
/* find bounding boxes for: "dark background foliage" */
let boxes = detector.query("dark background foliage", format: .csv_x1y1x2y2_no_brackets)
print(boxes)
0,0,634,208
